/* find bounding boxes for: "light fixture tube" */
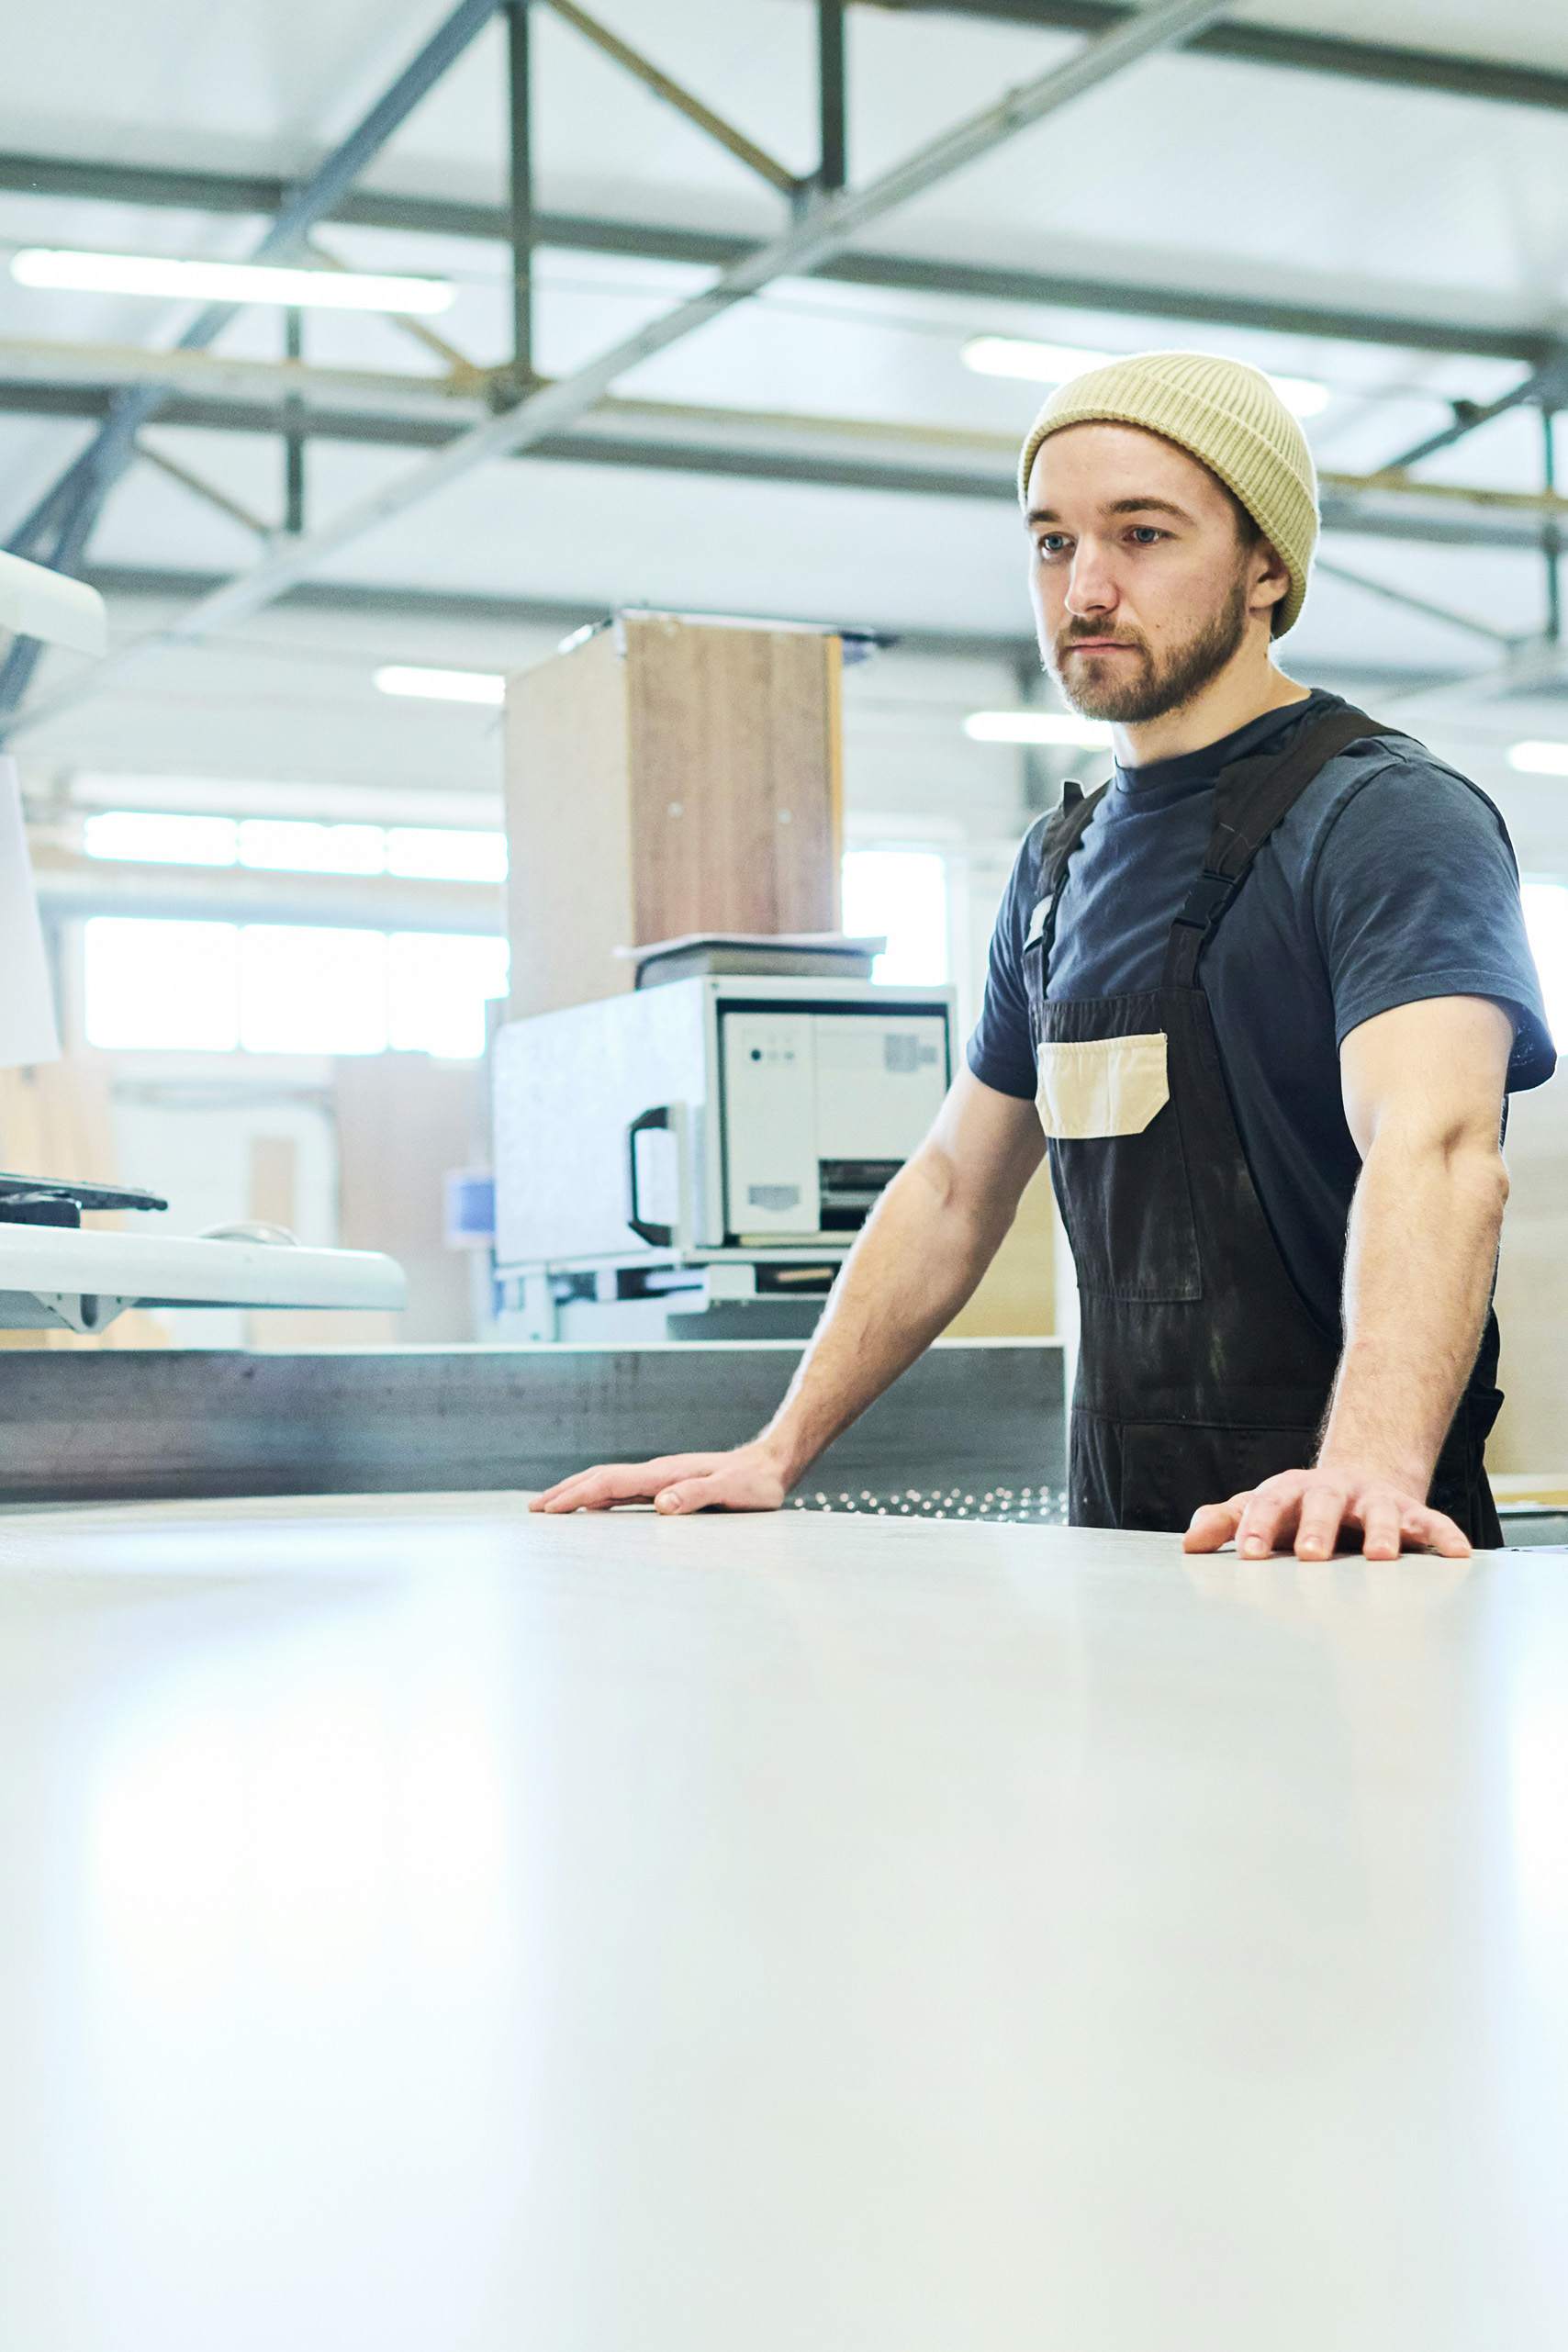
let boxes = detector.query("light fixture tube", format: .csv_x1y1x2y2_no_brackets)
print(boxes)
964,711,1113,746
962,336,1329,418
12,248,454,315
375,666,507,706
1508,741,1568,777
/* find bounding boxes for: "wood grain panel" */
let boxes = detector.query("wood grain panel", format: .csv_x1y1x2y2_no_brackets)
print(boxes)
504,626,633,1018
1491,1068,1568,1475
623,616,838,946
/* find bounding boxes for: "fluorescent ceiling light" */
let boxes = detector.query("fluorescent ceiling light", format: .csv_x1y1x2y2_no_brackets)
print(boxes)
11,248,453,315
961,337,1330,418
1508,740,1568,777
964,337,1116,384
964,711,1113,746
375,665,506,706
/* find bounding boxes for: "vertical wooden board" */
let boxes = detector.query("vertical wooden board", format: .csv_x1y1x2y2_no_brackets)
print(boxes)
942,1162,1057,1338
625,618,838,945
504,628,633,1016
247,1135,297,1231
1491,1070,1568,1475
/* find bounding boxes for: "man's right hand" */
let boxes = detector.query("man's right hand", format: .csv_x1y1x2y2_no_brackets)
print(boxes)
529,1440,790,1517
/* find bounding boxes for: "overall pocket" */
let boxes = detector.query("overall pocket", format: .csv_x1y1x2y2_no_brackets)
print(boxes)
1036,1031,1168,1137
1040,1002,1201,1305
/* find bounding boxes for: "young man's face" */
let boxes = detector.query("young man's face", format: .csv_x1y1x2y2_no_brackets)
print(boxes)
1024,422,1287,724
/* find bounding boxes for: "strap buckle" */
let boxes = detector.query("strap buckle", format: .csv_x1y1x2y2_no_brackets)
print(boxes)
1173,867,1238,932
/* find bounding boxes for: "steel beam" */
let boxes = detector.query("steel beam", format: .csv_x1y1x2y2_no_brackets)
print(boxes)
0,0,504,714
71,563,1039,661
6,370,1567,556
818,2,848,192
506,3,535,384
1,380,1561,556
283,308,306,534
1544,409,1562,646
0,149,1554,366
2,0,1230,741
1311,557,1521,650
875,1,1568,114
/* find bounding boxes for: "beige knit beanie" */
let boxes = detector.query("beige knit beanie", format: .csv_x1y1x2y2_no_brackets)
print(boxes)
1017,351,1319,634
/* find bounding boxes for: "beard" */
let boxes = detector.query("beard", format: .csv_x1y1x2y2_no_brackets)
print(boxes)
1050,571,1250,725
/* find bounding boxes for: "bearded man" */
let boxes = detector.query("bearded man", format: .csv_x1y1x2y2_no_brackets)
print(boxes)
535,352,1553,1560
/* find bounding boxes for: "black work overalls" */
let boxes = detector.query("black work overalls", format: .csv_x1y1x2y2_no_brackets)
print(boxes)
1024,705,1505,1546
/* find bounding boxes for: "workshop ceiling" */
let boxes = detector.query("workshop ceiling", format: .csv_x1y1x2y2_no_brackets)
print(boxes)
1,0,1566,837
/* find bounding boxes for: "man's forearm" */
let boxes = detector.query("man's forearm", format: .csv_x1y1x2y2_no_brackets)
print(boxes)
1320,1129,1507,1489
756,1148,1023,1486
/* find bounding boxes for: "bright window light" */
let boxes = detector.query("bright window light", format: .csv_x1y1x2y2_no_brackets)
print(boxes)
961,336,1329,417
964,710,1113,746
842,851,948,986
1523,882,1568,1045
388,933,510,1058
238,819,386,876
375,666,507,707
84,810,238,866
386,827,508,883
82,918,510,1057
84,919,240,1050
11,248,452,315
239,927,388,1056
1509,741,1568,778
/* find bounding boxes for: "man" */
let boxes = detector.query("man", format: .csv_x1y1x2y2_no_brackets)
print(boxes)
535,352,1553,1559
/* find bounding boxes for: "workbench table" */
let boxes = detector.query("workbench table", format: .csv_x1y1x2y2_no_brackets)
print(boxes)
0,1495,1563,2349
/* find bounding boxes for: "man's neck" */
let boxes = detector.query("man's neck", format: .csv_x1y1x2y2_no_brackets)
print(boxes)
1110,653,1310,770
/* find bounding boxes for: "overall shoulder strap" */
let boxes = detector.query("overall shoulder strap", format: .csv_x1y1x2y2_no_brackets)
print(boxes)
1030,778,1109,965
1162,705,1398,988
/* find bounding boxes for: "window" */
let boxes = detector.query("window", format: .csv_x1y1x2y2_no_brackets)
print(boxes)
84,812,239,867
81,808,508,881
841,850,949,985
238,820,386,875
84,920,241,1050
1523,881,1568,1046
84,920,509,1058
389,934,511,1058
239,927,389,1055
386,827,509,883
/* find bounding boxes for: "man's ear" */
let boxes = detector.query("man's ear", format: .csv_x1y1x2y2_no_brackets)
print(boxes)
1250,538,1291,630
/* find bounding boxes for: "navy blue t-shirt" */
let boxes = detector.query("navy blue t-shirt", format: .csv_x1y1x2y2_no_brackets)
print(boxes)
968,689,1555,1337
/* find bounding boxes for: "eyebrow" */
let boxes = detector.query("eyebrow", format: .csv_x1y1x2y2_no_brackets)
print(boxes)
1025,495,1196,526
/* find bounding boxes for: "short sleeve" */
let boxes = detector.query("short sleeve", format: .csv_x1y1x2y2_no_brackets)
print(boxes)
966,822,1046,1101
1311,754,1555,1092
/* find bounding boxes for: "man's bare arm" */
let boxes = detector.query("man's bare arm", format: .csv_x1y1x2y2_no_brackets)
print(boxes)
532,1070,1047,1514
1186,994,1514,1562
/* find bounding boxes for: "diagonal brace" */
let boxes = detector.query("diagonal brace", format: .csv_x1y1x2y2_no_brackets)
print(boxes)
542,0,800,194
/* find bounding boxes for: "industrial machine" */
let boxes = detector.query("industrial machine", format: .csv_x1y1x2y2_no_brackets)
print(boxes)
0,1173,405,1334
492,943,957,1341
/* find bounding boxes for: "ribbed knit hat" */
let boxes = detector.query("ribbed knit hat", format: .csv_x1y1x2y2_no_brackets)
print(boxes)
1017,351,1319,634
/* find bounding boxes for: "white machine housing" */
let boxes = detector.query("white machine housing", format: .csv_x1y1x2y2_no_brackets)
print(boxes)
493,975,956,1276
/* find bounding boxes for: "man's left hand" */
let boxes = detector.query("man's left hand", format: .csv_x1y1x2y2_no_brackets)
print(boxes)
1183,1462,1471,1561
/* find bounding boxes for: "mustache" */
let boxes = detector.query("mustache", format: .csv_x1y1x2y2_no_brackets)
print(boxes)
1056,619,1148,653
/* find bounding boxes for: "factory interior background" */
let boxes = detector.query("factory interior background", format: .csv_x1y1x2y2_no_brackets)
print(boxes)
1,0,1564,1473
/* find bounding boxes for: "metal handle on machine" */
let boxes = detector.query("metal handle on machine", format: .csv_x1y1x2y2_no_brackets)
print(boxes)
626,1104,675,1246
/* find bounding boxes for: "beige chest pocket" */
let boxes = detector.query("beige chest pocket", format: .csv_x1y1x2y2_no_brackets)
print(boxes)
1036,1032,1170,1139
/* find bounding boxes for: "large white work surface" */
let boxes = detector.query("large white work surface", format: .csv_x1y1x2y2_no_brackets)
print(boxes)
1,1495,1565,2350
